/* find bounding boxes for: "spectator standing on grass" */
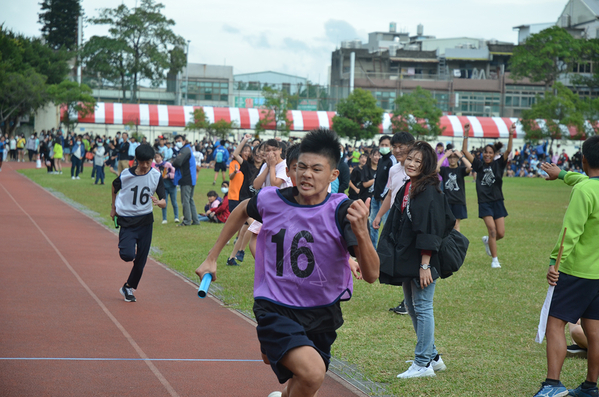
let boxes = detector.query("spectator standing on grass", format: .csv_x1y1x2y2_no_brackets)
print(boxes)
360,147,379,203
172,135,199,227
533,143,599,397
369,135,395,248
26,134,36,162
70,136,84,179
212,140,229,185
127,136,140,167
462,122,515,269
93,137,106,185
9,135,17,161
53,137,63,174
378,141,454,379
117,133,130,175
152,151,179,224
16,134,26,162
437,147,472,232
348,153,367,200
331,143,350,194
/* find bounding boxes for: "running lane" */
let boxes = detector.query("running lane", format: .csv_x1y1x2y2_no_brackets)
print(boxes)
0,163,365,397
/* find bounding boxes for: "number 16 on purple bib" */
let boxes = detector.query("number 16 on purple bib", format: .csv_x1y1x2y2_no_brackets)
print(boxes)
197,274,212,298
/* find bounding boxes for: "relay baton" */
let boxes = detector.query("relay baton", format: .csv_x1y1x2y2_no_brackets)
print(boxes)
197,273,212,298
114,216,119,229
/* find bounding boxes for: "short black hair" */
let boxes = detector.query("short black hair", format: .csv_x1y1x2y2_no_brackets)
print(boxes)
391,131,415,146
286,143,301,169
207,190,218,197
135,144,155,161
265,139,279,149
379,135,391,145
583,135,599,169
174,134,186,141
299,128,340,169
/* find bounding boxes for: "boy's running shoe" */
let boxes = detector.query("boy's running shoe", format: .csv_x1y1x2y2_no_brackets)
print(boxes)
567,344,587,354
568,383,598,397
397,362,435,379
491,260,501,269
431,355,446,372
389,301,408,315
533,382,568,397
227,258,239,266
267,392,282,397
119,284,136,302
482,236,492,257
235,250,245,262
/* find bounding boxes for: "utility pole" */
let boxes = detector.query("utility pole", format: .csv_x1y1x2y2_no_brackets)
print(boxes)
185,40,190,105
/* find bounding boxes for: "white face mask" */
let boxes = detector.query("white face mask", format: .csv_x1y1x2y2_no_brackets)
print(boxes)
221,187,229,194
175,142,183,149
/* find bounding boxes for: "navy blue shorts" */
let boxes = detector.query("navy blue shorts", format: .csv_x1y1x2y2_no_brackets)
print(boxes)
449,203,468,220
255,312,336,384
549,272,599,323
478,200,508,219
228,199,239,212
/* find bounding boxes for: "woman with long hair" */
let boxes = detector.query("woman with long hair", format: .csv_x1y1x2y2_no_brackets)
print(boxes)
462,122,515,268
378,141,455,378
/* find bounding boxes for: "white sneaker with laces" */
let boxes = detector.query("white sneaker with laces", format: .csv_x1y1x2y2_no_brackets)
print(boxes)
162,220,167,224
432,356,446,372
491,260,501,269
174,218,180,223
397,362,435,379
482,236,492,257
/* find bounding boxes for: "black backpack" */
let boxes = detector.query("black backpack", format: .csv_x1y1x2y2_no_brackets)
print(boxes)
439,228,469,279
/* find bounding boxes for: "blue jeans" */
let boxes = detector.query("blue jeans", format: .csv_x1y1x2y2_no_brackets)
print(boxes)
369,198,388,248
94,165,105,184
162,179,179,221
403,279,438,367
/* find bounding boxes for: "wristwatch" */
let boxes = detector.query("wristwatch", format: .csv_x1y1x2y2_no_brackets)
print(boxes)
420,264,430,270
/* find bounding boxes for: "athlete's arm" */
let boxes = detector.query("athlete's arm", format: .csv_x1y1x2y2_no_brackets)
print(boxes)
196,199,250,282
462,124,474,163
347,198,379,283
503,123,516,162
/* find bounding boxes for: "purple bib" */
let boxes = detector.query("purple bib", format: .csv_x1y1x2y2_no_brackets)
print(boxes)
254,187,353,308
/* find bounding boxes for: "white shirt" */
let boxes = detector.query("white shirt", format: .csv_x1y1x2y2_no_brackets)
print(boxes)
194,151,204,166
257,160,292,188
386,162,409,204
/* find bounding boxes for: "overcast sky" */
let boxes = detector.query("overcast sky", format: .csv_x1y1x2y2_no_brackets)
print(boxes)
2,0,567,84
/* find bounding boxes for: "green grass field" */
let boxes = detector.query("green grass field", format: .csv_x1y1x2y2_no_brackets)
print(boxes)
19,165,586,396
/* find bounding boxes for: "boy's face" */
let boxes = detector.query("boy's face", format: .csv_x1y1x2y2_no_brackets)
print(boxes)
296,153,338,201
286,159,298,186
448,154,459,167
136,159,152,174
379,138,391,149
393,143,409,163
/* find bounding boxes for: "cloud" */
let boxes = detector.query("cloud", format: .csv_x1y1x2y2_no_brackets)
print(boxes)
324,19,360,44
243,32,270,49
222,24,240,34
283,37,311,52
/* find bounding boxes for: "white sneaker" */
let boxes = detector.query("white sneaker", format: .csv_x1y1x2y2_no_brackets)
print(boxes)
482,236,492,257
174,218,180,223
491,260,501,269
72,176,75,180
267,393,282,397
162,220,167,224
397,362,435,379
76,176,80,179
431,355,446,372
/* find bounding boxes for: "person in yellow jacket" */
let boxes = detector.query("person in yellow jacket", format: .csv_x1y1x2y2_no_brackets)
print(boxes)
17,134,26,162
53,137,63,174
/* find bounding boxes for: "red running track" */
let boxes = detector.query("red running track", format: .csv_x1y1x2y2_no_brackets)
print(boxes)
0,162,366,397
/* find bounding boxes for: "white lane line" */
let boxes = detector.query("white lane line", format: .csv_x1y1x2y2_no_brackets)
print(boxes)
0,182,180,397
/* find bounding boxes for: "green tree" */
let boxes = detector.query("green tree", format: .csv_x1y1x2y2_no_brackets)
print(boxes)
579,96,599,137
47,80,96,132
255,86,295,138
208,119,236,142
571,38,599,90
184,107,209,138
0,27,70,135
38,0,82,51
520,83,585,147
510,26,581,92
332,88,384,146
391,86,444,138
83,0,186,102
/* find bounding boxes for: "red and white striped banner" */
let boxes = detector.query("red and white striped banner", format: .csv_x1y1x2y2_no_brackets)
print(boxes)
63,103,586,139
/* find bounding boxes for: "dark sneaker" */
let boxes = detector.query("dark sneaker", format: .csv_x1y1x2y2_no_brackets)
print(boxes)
567,344,587,354
533,382,568,397
227,258,240,266
389,301,408,315
235,250,245,262
568,383,599,397
119,284,136,302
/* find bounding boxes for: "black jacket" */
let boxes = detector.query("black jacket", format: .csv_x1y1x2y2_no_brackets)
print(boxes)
372,152,394,201
377,182,455,285
336,159,350,194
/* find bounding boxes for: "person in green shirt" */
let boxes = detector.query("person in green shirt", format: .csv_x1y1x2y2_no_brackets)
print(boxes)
533,136,599,397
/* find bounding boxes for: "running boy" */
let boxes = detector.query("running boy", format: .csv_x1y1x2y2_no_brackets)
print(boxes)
110,144,166,303
196,128,379,397
436,148,472,232
533,136,599,397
